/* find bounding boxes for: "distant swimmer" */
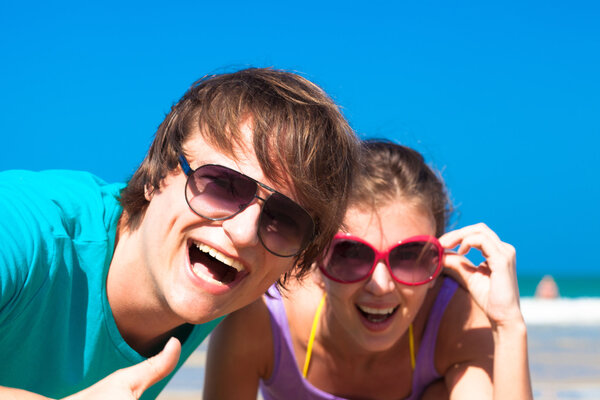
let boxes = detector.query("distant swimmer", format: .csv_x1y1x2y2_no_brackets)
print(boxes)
535,275,560,299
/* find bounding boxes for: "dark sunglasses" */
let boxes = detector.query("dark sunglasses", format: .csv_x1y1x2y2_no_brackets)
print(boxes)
179,155,315,257
319,233,444,285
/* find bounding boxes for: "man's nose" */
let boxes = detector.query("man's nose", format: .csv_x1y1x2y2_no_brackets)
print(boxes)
221,199,261,250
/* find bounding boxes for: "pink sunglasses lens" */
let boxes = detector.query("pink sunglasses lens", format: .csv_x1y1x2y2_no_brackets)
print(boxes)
389,241,440,283
325,240,374,282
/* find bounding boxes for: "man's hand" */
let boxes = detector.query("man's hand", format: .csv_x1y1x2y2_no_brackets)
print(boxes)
63,337,181,400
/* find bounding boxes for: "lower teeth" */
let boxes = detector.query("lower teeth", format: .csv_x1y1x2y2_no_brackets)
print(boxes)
192,264,224,286
367,314,388,323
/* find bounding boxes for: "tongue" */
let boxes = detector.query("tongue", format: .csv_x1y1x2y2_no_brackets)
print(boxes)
189,245,237,284
365,313,390,323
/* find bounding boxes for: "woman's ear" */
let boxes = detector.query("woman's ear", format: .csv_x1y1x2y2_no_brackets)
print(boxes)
311,264,327,290
427,273,441,290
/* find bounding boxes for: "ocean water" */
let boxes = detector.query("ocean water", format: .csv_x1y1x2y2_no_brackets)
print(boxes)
518,275,600,298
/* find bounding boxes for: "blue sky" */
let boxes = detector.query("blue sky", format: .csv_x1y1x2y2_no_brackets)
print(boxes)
1,1,598,277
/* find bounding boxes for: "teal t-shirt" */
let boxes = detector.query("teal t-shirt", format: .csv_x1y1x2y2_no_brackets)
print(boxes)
0,170,221,399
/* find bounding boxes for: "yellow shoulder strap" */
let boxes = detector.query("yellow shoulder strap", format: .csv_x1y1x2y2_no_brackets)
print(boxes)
302,293,327,378
409,323,415,370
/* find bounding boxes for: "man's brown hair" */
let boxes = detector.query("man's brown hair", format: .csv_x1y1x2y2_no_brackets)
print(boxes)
120,67,360,279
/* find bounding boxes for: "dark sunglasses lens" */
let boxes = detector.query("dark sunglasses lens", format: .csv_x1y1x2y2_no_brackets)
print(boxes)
186,165,256,219
259,193,314,257
389,241,439,283
325,240,374,282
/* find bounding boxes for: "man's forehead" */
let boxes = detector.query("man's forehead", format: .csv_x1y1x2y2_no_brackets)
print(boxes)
182,131,297,201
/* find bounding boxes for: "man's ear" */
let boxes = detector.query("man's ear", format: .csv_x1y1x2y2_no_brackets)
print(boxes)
144,184,154,201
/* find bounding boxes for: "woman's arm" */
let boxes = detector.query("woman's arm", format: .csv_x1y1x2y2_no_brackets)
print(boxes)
440,223,533,400
491,317,530,399
203,297,273,400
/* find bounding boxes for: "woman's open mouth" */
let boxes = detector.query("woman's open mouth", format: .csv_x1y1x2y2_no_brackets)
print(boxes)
356,304,399,324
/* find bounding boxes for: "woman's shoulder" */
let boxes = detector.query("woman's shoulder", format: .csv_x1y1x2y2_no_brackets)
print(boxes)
281,275,325,321
216,278,323,354
221,293,272,336
434,277,494,373
208,293,276,380
442,280,491,332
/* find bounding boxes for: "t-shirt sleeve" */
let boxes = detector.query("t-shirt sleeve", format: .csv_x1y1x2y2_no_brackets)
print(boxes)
0,171,55,322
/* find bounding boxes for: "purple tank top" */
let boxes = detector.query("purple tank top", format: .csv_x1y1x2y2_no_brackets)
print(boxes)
259,278,459,400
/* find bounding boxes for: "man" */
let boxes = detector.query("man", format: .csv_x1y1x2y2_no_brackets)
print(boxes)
0,68,359,399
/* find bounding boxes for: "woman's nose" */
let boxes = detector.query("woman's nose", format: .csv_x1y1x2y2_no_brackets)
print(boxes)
364,260,396,294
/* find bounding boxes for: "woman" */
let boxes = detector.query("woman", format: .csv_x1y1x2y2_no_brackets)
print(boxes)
204,140,532,399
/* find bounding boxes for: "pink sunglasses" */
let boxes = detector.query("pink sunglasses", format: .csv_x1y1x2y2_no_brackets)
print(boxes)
319,233,445,286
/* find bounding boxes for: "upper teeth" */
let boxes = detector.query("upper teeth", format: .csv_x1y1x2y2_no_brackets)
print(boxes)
358,305,396,315
195,243,245,272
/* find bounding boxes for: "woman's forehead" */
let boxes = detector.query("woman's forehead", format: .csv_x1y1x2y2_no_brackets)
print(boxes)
343,201,436,243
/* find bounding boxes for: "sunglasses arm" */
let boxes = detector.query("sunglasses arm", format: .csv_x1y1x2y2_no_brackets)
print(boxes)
179,155,193,175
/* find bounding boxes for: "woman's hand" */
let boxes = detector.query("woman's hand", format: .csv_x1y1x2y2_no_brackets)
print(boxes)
439,223,524,328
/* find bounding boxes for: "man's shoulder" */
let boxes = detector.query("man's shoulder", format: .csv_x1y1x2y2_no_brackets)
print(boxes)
0,169,124,203
0,169,124,238
0,170,125,313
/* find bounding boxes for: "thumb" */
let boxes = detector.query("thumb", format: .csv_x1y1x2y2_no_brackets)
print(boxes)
126,337,182,398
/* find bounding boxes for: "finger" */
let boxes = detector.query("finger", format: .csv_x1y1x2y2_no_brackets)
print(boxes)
443,253,490,275
442,253,483,287
127,337,182,398
439,223,500,249
457,233,515,274
455,231,503,259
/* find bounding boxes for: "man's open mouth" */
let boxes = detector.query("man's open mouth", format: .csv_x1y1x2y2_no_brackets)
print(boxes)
188,241,247,285
356,304,399,323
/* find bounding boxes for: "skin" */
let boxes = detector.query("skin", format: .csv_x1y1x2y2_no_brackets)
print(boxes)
107,121,299,357
0,120,303,399
204,200,532,399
